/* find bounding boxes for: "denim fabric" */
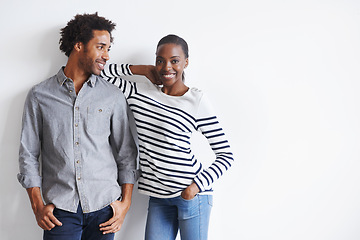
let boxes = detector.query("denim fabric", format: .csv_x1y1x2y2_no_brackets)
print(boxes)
43,204,114,240
145,195,213,240
18,68,138,213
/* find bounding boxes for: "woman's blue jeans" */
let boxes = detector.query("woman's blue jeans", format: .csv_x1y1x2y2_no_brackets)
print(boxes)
145,195,213,240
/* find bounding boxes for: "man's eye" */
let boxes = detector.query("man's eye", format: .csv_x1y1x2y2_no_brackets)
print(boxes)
172,60,179,64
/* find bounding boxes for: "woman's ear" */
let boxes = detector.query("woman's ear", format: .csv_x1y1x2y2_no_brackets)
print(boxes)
184,58,189,69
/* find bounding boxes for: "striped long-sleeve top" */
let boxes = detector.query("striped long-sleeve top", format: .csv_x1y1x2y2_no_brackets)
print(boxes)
101,64,234,198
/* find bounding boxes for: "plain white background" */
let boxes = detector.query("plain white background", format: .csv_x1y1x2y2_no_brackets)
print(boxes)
1,0,360,239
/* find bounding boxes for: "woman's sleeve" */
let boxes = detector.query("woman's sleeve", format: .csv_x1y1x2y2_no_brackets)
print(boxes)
101,63,135,98
193,93,234,192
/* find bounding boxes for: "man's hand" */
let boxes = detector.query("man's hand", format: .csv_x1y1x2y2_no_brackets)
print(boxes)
181,182,200,200
34,203,62,231
99,183,134,234
26,187,62,231
99,200,131,234
130,65,162,85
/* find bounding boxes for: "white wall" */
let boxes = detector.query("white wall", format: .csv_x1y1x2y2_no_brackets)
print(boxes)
1,0,360,239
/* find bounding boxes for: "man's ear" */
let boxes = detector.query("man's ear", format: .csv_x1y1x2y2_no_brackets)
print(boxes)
74,42,83,52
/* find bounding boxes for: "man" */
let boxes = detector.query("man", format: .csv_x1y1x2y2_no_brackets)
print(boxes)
17,13,138,240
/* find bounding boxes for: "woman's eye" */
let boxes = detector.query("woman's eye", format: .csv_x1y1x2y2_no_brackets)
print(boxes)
172,60,179,64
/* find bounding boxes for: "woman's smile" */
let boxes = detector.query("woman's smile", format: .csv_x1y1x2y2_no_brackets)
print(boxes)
161,72,176,81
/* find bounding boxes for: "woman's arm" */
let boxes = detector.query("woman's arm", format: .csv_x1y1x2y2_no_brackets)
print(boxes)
101,63,161,98
129,65,161,85
192,93,234,193
101,64,160,84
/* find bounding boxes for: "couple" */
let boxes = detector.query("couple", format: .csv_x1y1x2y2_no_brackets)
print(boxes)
18,13,233,240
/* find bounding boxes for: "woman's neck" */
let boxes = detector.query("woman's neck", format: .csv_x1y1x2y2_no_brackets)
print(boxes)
161,83,189,96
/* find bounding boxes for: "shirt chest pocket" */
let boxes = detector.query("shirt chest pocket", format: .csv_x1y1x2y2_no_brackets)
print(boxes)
86,106,111,135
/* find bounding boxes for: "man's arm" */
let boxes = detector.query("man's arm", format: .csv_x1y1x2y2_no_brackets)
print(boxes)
99,183,134,234
98,88,138,234
19,89,62,230
26,187,62,230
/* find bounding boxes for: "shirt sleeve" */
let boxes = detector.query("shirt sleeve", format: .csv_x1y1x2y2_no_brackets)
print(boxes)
109,92,139,185
17,88,43,189
193,93,234,192
101,63,135,99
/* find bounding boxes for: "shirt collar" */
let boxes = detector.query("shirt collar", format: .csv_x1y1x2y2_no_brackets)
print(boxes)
56,67,97,87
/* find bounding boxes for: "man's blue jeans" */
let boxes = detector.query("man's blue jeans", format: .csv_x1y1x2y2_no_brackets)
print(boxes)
145,195,213,240
43,204,114,240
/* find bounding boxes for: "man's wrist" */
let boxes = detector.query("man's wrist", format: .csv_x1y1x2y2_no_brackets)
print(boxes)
118,197,131,205
26,188,44,209
120,183,134,204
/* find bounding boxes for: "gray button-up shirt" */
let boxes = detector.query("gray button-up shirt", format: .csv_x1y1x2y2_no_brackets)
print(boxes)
18,68,138,213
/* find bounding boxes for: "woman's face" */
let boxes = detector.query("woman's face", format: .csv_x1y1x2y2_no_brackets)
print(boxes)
155,43,188,87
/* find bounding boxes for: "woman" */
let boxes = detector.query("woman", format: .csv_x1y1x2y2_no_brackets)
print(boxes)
101,34,234,240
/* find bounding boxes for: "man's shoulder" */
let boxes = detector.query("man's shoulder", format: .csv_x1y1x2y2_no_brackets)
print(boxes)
29,74,58,93
95,76,124,95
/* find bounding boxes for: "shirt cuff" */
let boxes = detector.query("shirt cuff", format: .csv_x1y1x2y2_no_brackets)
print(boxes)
193,176,206,193
118,170,137,185
17,173,42,189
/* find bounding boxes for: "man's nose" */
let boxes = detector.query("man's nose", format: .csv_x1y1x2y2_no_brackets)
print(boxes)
102,50,110,61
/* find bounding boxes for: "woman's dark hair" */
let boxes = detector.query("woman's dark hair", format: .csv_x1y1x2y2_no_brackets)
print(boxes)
59,12,116,57
157,34,189,58
157,34,189,81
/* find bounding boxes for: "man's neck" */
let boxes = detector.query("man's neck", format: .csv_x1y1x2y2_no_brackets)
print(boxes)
64,59,91,94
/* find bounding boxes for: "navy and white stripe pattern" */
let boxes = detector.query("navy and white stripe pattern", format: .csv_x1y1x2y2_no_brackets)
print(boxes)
101,64,234,198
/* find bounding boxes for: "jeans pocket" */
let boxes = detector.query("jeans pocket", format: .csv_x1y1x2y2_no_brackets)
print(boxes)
178,195,200,220
180,194,197,201
207,195,213,206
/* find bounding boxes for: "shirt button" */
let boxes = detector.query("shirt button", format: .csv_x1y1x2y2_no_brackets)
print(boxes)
76,160,80,164
75,124,78,127
75,107,79,110
77,177,81,180
69,90,73,93
75,142,79,145
99,109,102,112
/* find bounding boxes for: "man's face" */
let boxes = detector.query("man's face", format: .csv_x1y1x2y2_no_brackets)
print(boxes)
79,30,111,76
